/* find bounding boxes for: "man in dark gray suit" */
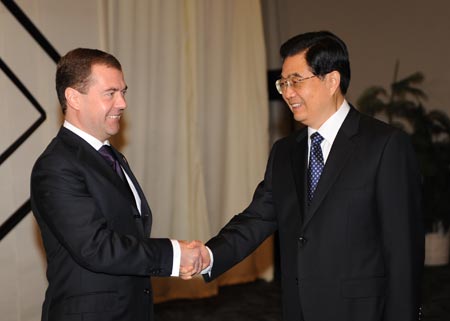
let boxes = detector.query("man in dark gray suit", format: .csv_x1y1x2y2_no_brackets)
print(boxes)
202,31,424,321
31,48,208,321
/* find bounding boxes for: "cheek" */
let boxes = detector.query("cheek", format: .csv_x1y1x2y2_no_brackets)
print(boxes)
304,86,324,106
97,103,110,117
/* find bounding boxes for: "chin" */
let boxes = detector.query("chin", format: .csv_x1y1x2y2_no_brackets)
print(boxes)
293,113,306,123
108,124,121,134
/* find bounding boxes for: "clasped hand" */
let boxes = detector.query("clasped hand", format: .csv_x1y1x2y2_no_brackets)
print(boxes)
178,240,210,280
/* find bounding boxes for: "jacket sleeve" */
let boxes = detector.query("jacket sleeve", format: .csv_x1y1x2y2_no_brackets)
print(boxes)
31,152,173,277
204,142,279,282
376,130,424,321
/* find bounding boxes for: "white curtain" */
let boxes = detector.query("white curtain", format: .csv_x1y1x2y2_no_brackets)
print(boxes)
0,1,270,318
105,0,271,301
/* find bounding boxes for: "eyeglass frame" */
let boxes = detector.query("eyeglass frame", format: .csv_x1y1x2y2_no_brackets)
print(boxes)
275,73,317,94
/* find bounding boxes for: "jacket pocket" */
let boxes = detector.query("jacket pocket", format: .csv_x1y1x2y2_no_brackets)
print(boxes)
341,276,386,298
62,291,118,314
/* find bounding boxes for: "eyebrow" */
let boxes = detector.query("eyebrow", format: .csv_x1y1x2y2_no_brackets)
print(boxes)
279,72,303,79
105,85,128,92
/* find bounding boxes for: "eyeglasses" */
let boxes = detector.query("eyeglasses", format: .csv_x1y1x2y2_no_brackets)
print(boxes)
275,74,316,94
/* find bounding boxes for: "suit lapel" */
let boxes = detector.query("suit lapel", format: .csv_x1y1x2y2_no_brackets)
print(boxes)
291,129,308,225
114,149,153,236
59,128,142,215
109,147,139,206
302,107,360,229
87,149,136,206
59,128,120,187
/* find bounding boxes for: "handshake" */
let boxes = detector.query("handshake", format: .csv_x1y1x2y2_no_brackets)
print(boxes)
178,240,211,280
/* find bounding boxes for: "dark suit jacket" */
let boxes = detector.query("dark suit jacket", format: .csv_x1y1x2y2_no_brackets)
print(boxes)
31,127,173,321
204,107,424,321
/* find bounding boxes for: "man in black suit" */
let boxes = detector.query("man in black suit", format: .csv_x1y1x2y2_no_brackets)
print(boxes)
202,31,424,321
31,48,208,321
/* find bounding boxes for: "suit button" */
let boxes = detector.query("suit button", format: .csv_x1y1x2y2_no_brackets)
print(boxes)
298,236,307,247
144,288,151,294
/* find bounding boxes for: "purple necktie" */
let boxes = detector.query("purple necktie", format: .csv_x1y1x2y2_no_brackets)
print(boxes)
98,145,125,181
307,132,324,205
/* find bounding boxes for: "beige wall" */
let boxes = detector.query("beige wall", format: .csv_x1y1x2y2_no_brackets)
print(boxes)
262,0,450,114
0,1,103,320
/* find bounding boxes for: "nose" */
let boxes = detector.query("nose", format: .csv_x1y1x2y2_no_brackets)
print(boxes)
283,85,297,99
116,92,127,109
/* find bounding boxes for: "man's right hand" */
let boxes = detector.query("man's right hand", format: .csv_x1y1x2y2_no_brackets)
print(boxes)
178,240,210,280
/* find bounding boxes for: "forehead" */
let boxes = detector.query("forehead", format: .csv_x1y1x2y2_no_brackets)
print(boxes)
89,64,125,88
281,52,310,78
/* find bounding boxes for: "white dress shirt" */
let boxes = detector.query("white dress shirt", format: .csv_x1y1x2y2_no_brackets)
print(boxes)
307,100,351,165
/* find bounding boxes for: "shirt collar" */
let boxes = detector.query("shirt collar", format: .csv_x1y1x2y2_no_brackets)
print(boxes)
63,120,110,151
308,100,350,145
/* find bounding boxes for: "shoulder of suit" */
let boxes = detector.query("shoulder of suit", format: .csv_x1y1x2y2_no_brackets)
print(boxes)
267,128,306,158
33,128,92,171
355,110,411,146
275,127,307,145
358,112,405,134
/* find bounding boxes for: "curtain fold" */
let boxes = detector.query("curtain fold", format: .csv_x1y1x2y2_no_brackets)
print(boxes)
105,0,270,301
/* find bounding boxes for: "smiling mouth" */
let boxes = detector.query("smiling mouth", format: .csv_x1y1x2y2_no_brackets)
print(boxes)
289,102,302,109
107,115,121,119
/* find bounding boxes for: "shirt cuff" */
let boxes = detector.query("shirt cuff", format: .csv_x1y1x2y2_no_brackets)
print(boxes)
201,246,214,275
170,239,181,276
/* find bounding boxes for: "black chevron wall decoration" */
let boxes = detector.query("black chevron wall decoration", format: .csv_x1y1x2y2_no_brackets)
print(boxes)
0,0,60,240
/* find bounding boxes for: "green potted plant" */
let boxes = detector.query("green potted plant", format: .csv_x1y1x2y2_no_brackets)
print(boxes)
357,62,450,265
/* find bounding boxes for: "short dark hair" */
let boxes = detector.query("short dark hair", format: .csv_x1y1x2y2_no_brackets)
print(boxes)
55,48,122,113
280,31,351,94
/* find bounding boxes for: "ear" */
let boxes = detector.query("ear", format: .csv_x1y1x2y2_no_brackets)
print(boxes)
326,71,341,95
65,87,81,111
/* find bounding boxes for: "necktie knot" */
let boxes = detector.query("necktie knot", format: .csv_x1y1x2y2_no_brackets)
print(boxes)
98,145,125,181
98,145,115,166
310,132,324,146
98,145,137,206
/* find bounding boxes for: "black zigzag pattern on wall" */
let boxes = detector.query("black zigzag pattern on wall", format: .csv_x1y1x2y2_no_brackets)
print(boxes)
0,0,60,241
